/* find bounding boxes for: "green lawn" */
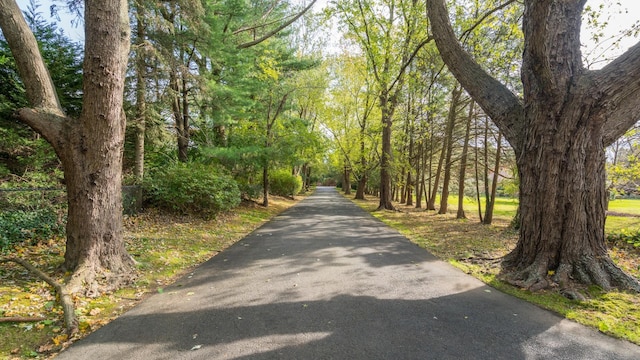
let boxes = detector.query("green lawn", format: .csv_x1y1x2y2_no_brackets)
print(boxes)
608,198,640,215
428,195,640,233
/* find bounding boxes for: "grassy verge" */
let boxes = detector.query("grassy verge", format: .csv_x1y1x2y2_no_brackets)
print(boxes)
0,196,300,359
346,193,640,345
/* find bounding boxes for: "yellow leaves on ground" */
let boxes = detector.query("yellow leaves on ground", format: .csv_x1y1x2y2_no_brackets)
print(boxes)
1,195,300,358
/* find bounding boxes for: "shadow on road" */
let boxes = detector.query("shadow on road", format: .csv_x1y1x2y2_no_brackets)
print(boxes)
56,187,640,360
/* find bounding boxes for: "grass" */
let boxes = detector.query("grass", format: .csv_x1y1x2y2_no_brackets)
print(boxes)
0,196,301,359
347,192,640,346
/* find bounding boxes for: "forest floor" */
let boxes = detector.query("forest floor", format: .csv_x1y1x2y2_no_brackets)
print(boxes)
0,195,301,359
347,193,640,347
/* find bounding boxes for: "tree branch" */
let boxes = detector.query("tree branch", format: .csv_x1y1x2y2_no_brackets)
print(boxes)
238,0,317,49
427,0,525,152
0,0,63,113
0,257,77,335
591,41,640,146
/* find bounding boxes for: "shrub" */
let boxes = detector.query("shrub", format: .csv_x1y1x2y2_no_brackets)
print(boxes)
0,209,66,251
607,229,640,249
144,162,241,216
268,170,302,197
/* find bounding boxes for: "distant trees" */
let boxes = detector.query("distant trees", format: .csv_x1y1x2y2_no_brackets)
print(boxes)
125,0,325,206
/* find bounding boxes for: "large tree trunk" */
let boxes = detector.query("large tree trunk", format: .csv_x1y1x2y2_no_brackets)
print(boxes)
0,0,136,295
428,0,640,292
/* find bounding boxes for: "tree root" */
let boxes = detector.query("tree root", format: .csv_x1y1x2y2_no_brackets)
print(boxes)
500,255,640,298
64,259,137,298
0,257,78,335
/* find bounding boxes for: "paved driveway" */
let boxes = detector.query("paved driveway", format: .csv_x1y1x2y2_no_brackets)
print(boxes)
55,187,640,359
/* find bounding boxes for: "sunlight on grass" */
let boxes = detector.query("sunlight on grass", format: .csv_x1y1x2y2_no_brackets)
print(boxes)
0,196,300,359
345,192,640,346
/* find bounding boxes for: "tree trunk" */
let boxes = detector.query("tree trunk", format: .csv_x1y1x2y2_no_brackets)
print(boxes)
0,0,136,295
355,175,367,200
133,1,146,181
428,0,640,292
343,165,351,195
439,87,461,214
457,101,474,219
415,143,423,209
428,135,446,211
262,165,269,207
378,99,395,210
483,131,502,225
474,116,483,222
399,166,406,204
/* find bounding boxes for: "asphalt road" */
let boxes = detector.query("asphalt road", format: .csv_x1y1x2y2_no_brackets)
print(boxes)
55,187,640,359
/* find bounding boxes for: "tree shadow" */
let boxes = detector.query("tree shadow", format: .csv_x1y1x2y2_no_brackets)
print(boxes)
57,289,639,360
56,187,640,359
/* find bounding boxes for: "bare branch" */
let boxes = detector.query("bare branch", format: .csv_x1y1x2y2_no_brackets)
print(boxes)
238,0,317,49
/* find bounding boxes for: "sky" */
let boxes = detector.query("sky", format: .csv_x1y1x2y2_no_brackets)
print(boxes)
12,0,640,68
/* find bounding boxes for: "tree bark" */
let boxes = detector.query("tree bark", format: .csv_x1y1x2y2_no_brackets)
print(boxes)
343,165,352,195
428,0,640,292
0,0,136,295
439,87,461,214
378,94,396,210
483,131,502,225
428,134,446,211
457,101,474,219
133,0,147,181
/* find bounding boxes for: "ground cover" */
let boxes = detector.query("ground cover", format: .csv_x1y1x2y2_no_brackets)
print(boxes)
348,193,640,346
0,196,300,359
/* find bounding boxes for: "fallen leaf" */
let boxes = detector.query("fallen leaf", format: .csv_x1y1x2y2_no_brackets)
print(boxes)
89,308,102,316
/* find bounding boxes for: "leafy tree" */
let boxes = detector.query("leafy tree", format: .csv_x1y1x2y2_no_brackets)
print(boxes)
428,0,640,291
0,0,135,295
333,0,430,210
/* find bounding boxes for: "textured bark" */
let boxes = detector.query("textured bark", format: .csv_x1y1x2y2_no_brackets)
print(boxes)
428,0,640,291
0,0,136,296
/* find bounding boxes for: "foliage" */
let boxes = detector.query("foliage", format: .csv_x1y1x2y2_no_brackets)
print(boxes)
607,228,640,249
0,197,299,358
0,209,65,251
143,162,241,216
268,169,302,197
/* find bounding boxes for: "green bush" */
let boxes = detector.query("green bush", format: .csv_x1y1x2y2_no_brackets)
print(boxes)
268,170,302,197
144,162,241,216
0,209,66,251
607,229,640,249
